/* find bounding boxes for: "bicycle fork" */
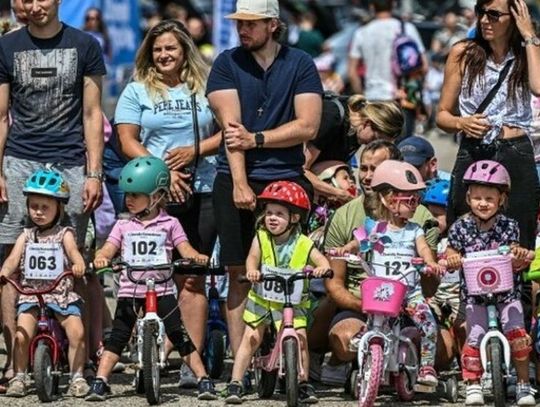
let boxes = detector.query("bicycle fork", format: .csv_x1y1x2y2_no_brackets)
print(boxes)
479,304,511,385
137,279,167,369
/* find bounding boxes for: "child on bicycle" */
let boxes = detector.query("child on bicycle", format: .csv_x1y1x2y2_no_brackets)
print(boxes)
445,160,535,406
85,156,217,401
224,181,331,405
338,160,443,388
0,169,88,397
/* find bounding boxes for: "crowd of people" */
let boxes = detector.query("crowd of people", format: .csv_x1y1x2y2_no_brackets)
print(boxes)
0,0,540,406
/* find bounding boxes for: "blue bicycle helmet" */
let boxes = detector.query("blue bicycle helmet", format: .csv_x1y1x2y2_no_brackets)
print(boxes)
23,169,70,202
422,178,450,208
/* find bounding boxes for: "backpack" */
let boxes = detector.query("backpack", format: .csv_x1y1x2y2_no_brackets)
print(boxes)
392,19,423,78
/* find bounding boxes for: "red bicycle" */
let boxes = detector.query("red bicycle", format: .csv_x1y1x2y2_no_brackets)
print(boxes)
0,271,75,402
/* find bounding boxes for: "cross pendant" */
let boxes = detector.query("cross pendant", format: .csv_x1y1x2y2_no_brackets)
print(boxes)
257,107,263,117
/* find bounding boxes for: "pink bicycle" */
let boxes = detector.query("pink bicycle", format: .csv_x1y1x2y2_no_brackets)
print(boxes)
240,268,333,407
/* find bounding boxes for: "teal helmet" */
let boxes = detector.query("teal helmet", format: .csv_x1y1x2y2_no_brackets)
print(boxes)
119,156,170,195
23,169,70,202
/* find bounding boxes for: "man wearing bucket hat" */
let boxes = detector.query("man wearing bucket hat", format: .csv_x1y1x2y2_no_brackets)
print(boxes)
207,0,323,364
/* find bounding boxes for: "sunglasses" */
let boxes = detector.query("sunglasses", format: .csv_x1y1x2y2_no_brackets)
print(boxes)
85,15,100,21
393,194,420,207
474,6,511,23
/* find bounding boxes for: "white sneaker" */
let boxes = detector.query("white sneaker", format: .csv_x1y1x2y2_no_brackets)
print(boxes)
516,382,537,406
465,384,484,406
178,363,197,389
320,362,351,386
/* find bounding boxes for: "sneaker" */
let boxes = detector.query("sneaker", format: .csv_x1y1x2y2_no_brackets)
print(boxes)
178,363,198,389
417,365,438,387
197,377,218,401
516,382,537,406
465,384,484,406
242,370,253,393
5,377,26,398
69,377,90,398
225,381,244,404
309,352,323,382
85,377,111,401
320,362,351,386
299,382,318,404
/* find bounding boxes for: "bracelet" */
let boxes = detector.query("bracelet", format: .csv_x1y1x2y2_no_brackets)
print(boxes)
86,171,105,182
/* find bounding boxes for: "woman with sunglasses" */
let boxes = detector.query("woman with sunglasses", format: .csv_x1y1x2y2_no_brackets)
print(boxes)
437,0,540,254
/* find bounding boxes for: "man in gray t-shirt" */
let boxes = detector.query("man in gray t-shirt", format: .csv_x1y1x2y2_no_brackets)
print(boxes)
347,0,426,101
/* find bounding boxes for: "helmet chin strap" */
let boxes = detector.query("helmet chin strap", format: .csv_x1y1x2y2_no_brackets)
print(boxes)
134,193,165,220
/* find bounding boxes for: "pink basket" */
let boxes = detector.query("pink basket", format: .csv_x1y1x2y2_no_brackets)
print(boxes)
463,255,514,295
361,276,408,318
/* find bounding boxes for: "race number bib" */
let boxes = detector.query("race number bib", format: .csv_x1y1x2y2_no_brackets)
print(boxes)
372,252,416,286
124,231,167,266
24,243,64,280
259,265,304,305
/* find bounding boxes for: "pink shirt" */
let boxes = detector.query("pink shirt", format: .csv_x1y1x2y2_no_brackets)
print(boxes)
107,210,188,298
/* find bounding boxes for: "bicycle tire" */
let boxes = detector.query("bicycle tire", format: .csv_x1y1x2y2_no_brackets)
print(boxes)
34,341,56,402
255,328,277,398
489,338,506,407
205,329,226,380
284,337,299,407
142,324,160,405
358,342,383,407
395,342,417,401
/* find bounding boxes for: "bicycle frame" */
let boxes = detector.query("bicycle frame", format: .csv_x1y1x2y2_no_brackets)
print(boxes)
252,271,332,379
1,272,72,371
479,296,511,386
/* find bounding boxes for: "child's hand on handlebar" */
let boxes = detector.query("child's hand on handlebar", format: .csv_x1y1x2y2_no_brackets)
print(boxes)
312,266,330,278
72,263,85,278
445,254,462,270
510,245,535,272
246,269,261,283
93,256,109,270
193,254,209,264
427,262,445,277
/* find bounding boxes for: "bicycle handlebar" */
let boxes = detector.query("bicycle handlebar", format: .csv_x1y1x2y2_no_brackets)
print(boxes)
0,271,74,296
238,269,334,284
101,259,225,285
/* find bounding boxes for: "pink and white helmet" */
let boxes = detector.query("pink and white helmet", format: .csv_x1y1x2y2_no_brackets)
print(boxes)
463,160,511,190
371,160,426,192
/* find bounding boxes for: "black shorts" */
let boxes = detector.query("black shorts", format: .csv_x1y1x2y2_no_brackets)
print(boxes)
213,172,313,266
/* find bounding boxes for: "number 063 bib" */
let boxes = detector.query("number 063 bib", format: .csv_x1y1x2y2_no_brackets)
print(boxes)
124,231,167,266
24,242,64,280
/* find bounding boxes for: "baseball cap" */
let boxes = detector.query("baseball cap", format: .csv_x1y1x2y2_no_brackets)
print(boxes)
226,0,279,20
397,136,435,167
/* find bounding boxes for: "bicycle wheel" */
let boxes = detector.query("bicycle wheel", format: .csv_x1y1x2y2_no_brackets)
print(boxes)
142,324,160,405
283,337,299,407
205,329,226,380
488,338,506,407
34,341,56,402
394,342,417,401
358,342,383,407
255,328,277,398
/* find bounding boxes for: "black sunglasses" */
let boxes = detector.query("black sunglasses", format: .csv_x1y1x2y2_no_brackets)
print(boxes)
474,5,511,22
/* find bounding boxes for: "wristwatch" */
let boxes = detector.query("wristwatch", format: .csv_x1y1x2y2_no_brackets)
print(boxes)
522,35,540,47
86,171,105,182
254,132,265,149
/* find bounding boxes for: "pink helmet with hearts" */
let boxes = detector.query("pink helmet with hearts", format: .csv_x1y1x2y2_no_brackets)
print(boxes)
463,160,511,191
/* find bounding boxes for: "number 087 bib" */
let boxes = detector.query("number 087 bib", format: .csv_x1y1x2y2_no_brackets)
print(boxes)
24,242,64,280
124,231,167,266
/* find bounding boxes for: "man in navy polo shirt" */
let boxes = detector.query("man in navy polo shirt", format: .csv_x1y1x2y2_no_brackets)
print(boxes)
206,0,323,364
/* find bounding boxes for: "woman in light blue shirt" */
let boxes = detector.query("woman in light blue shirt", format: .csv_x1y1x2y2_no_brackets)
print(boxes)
114,20,220,383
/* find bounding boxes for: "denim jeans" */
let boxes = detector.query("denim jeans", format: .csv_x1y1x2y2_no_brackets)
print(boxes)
447,135,540,249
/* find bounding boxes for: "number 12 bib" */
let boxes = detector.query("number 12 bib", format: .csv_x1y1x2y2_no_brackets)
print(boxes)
124,231,167,266
24,242,64,280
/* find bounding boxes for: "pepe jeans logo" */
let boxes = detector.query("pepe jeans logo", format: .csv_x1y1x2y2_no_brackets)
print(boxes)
374,282,395,301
